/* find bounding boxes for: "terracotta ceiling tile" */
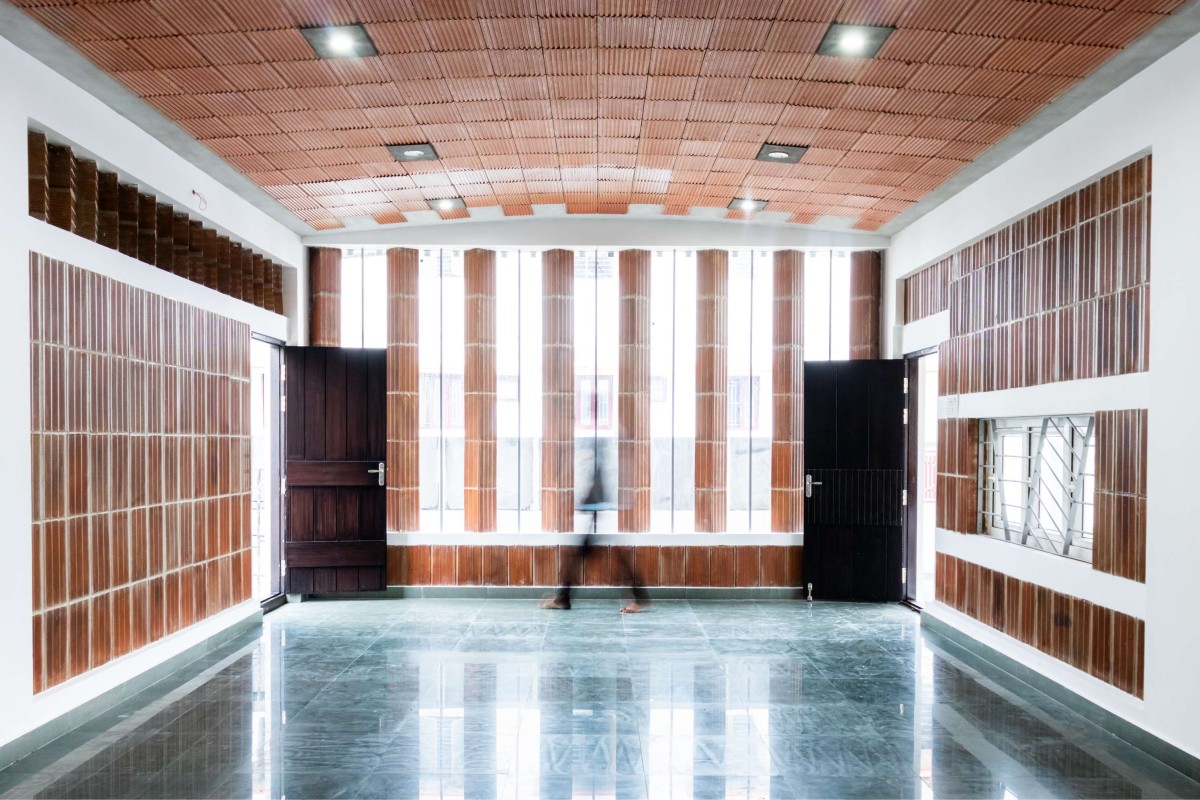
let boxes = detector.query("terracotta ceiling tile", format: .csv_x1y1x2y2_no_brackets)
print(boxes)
803,56,868,84
178,116,236,139
1040,44,1119,77
263,151,318,170
761,20,824,52
812,129,861,150
282,0,366,27
955,68,1027,97
372,209,408,224
499,76,549,99
977,97,1040,126
544,48,598,74
417,0,479,19
910,116,970,139
467,120,514,138
654,18,714,49
883,88,949,116
788,81,849,108
86,3,179,38
540,16,598,48
851,133,905,153
956,119,1014,143
919,157,969,177
267,109,327,131
548,75,592,99
272,61,341,88
649,48,704,76
599,46,652,72
732,103,784,125
237,30,311,62
937,139,991,160
842,85,900,112
218,63,290,91
699,49,758,77
1014,5,1106,42
422,19,487,51
227,114,284,137
646,75,696,100
599,16,657,48
896,0,973,31
115,68,180,97
128,36,209,69
956,0,1039,37
320,57,390,86
309,219,346,231
400,80,457,106
188,31,265,65
929,33,1006,67
694,76,745,101
752,51,811,79
290,129,348,149
599,74,648,98
840,0,913,25
931,93,995,121
198,92,264,117
210,0,295,30
422,122,473,140
983,38,1061,72
708,18,770,50
857,60,920,88
906,63,976,93
823,108,876,132
877,29,947,62
481,17,542,48
77,41,154,73
1009,72,1076,102
725,122,773,140
145,0,237,34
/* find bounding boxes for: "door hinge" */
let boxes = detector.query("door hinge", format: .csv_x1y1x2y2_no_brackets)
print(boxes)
902,408,908,425
902,489,908,506
280,477,287,496
280,363,286,381
281,395,286,413
903,376,909,394
280,559,287,577
901,567,907,584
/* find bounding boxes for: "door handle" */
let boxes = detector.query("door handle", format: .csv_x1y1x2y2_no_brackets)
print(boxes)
367,462,385,486
805,474,822,498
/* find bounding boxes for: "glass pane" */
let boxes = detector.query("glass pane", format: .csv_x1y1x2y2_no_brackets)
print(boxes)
727,250,753,533
649,250,675,532
595,250,619,532
362,248,387,348
519,252,543,531
673,250,697,532
830,250,851,360
340,247,363,348
496,250,521,532
418,250,443,531
574,250,598,535
441,250,466,532
749,251,773,532
804,251,831,361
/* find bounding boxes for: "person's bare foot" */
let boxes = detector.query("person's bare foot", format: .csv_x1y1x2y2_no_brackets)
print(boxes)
620,602,646,613
540,597,570,610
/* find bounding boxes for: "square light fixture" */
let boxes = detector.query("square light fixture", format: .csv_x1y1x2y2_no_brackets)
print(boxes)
300,24,378,59
387,143,439,162
816,23,894,58
429,197,466,212
756,143,808,164
728,197,768,213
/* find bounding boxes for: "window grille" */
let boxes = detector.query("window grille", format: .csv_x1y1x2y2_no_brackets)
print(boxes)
979,415,1095,563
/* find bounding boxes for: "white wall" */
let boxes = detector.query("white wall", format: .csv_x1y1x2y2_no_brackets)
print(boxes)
883,30,1200,757
0,36,303,749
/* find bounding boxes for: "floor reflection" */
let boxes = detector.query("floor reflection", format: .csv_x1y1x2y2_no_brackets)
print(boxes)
1,599,1195,799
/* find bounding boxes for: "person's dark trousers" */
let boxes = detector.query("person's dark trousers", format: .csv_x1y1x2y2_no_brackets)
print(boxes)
555,533,649,606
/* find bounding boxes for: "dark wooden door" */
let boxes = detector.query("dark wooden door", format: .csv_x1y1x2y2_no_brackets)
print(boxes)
803,360,906,601
284,347,387,593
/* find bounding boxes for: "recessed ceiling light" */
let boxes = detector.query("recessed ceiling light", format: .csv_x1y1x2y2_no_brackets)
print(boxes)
728,198,768,213
300,24,378,59
387,143,440,162
431,197,466,212
755,143,808,164
816,23,894,59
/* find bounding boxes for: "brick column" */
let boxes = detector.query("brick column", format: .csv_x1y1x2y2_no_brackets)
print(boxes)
618,249,650,532
695,249,728,532
849,250,882,359
47,144,76,233
137,194,157,264
29,130,49,221
542,249,575,532
75,161,98,242
97,171,119,249
772,250,804,532
387,248,420,532
117,184,139,258
308,247,341,347
464,249,497,532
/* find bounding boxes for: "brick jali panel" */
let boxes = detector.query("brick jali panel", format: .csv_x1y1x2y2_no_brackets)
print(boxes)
939,156,1151,396
772,250,804,533
542,249,575,532
904,257,951,323
308,247,341,347
1094,409,1148,582
849,251,881,360
30,253,252,693
936,553,1144,697
28,135,285,315
464,249,497,532
386,248,419,533
937,418,979,533
695,250,728,533
389,545,803,589
618,250,650,532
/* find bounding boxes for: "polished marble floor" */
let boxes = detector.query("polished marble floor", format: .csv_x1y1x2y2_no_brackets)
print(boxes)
1,599,1197,799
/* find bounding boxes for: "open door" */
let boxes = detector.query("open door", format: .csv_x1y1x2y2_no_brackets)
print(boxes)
283,346,387,593
803,360,906,601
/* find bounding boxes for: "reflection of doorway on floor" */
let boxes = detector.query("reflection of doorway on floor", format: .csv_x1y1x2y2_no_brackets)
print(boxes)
916,352,939,607
250,339,281,602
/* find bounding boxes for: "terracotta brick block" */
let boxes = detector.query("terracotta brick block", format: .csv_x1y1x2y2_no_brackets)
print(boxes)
430,545,456,585
483,545,508,585
685,546,711,587
509,545,533,586
634,546,660,587
659,546,685,586
709,546,735,586
532,545,559,586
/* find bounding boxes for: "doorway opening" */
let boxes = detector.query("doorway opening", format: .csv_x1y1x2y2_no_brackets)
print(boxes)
250,337,283,605
905,350,939,607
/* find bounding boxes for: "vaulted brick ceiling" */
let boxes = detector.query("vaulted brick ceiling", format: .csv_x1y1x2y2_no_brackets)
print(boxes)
15,0,1186,232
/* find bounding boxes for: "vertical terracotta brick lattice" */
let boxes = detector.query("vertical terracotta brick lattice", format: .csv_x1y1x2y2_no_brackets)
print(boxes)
618,249,650,532
849,251,882,360
542,249,574,533
464,249,497,532
940,156,1151,395
28,136,287,315
386,248,420,533
28,130,49,222
29,253,252,693
47,143,76,233
936,554,1144,697
772,250,804,532
937,418,979,533
904,258,951,323
695,250,728,533
308,247,341,347
1094,409,1148,582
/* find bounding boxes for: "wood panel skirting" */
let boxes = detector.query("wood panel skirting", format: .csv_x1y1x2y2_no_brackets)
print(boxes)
849,250,882,360
388,545,803,588
308,247,341,347
30,253,252,693
542,249,574,533
386,248,419,532
28,131,284,316
618,250,650,532
772,250,804,533
464,249,497,532
937,418,980,534
937,553,1144,697
1094,409,1148,583
695,250,728,533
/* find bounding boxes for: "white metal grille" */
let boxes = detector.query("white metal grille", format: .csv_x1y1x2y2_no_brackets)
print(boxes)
979,415,1096,563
